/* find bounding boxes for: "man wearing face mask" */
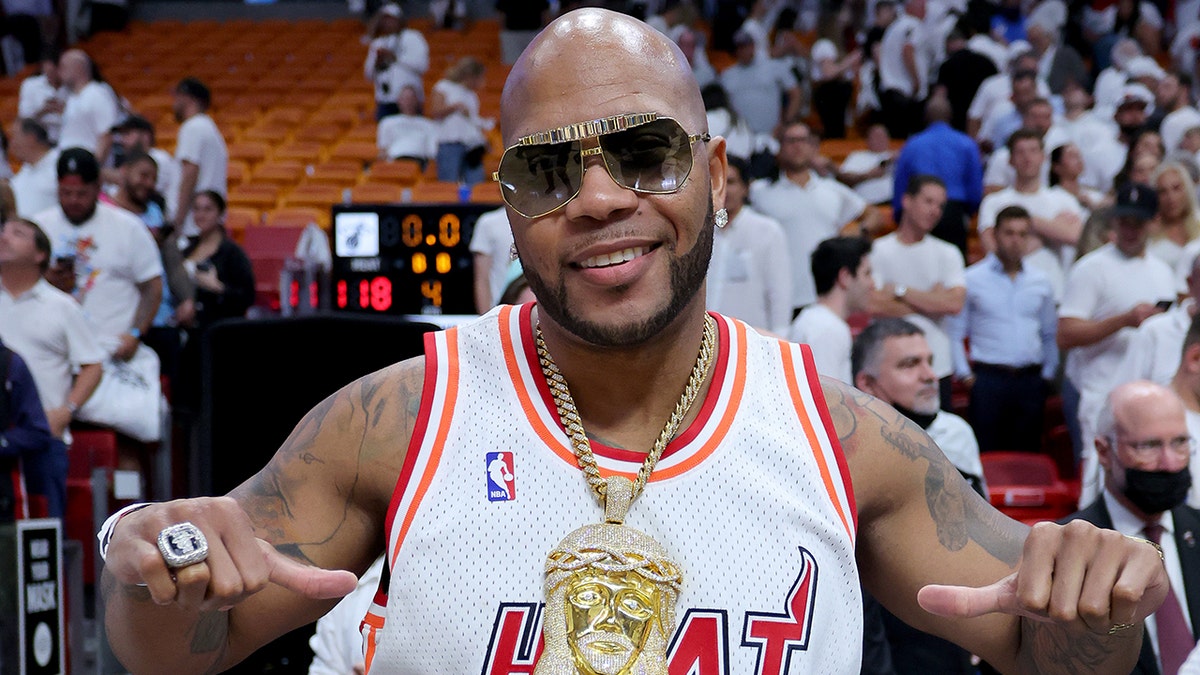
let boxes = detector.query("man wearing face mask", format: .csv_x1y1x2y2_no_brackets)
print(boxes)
1064,380,1200,675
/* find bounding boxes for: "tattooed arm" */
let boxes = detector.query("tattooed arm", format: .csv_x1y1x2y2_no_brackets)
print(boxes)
101,357,426,675
822,377,1163,674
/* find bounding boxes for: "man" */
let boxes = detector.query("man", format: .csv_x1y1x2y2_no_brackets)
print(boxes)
751,119,876,312
107,151,165,232
877,0,930,137
967,49,1048,141
0,338,53,522
949,206,1057,452
9,118,60,219
706,156,791,335
790,235,874,383
1064,381,1200,675
837,124,895,206
1116,254,1200,388
112,115,180,220
101,10,1167,674
871,175,966,409
37,148,163,359
375,85,438,166
935,28,998,132
1168,313,1200,509
1026,13,1088,95
891,96,983,254
1060,183,1179,506
1149,72,1193,132
979,69,1042,154
171,78,228,235
0,218,104,518
982,97,1067,191
468,206,514,312
364,4,429,121
56,49,119,161
17,52,66,144
851,318,984,674
977,128,1086,300
718,29,800,136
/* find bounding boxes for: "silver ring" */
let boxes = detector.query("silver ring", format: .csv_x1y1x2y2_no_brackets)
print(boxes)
157,522,209,569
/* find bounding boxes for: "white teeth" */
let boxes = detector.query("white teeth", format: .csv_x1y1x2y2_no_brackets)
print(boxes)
581,246,647,269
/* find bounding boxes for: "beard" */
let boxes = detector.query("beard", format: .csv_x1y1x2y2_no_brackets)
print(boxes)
572,630,639,675
523,199,714,348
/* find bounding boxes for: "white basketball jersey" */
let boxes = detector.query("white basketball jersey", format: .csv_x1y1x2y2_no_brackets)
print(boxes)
362,304,862,674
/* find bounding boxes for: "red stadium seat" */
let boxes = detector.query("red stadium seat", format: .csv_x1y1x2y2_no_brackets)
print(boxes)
981,451,1077,524
242,225,306,310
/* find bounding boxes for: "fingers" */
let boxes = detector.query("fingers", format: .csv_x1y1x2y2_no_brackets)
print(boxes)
926,521,1170,635
262,539,359,600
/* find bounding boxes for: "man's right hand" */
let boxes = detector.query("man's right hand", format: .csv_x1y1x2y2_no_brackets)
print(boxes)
104,497,358,612
1125,302,1163,329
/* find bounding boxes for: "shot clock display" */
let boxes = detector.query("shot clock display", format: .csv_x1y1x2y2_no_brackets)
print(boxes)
331,203,494,315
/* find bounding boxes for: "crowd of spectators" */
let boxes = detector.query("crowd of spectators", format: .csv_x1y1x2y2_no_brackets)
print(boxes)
8,0,1200,670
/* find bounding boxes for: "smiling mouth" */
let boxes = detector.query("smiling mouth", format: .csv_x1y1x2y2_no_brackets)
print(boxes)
576,245,654,269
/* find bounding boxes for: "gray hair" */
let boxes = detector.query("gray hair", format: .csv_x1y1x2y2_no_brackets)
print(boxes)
851,318,924,379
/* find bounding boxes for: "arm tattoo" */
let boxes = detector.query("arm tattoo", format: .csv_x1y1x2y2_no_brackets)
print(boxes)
829,381,1025,567
190,611,229,655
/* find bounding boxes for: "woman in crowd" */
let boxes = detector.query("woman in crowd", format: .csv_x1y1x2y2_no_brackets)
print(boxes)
176,190,255,409
1148,161,1200,267
1050,143,1108,213
427,56,492,185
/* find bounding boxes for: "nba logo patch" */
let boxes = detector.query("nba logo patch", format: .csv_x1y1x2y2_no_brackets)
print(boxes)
485,452,516,502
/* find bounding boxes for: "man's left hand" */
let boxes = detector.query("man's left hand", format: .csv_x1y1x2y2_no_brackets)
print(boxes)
918,521,1167,635
113,333,140,362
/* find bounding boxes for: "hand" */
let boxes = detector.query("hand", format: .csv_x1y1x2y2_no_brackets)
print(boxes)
104,497,359,611
1126,303,1162,328
918,521,1168,636
45,406,71,439
195,266,223,293
113,333,140,362
174,298,197,328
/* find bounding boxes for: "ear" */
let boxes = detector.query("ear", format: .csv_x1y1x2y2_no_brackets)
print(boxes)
707,136,727,212
854,372,875,397
1185,343,1200,373
836,266,855,289
1095,435,1114,472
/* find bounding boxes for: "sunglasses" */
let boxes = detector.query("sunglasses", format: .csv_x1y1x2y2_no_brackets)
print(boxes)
492,112,711,219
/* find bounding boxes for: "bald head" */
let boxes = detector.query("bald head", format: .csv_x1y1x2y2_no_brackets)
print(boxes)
500,8,706,145
59,49,91,90
1099,381,1187,442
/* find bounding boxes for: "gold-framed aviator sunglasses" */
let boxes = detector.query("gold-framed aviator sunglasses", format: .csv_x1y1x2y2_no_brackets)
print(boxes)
492,112,712,219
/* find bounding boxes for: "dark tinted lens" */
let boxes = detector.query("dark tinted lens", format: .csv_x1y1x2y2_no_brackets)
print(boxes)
600,118,693,192
497,141,582,217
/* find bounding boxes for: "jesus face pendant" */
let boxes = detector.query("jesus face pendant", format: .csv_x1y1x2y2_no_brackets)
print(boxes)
534,522,682,675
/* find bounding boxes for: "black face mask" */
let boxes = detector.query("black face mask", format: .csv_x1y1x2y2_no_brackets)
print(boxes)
893,403,937,430
1123,467,1193,515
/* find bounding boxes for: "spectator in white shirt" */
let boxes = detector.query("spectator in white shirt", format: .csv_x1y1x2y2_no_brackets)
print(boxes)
428,57,493,186
876,0,930,137
171,78,228,235
9,118,60,219
1060,182,1180,505
837,124,894,205
376,85,438,168
790,235,875,383
364,4,430,121
948,205,1058,452
18,52,66,144
706,156,792,335
1115,254,1200,389
870,174,967,408
110,115,179,221
750,120,876,311
469,207,514,313
56,49,119,162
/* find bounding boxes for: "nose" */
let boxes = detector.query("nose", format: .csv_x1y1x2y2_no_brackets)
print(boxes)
562,152,639,224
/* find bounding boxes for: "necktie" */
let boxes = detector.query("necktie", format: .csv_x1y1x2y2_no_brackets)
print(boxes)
1144,522,1195,675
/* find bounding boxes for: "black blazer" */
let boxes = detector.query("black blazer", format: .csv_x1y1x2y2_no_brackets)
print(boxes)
1062,499,1200,675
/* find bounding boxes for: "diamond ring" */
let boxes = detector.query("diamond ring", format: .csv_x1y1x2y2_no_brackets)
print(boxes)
157,522,209,569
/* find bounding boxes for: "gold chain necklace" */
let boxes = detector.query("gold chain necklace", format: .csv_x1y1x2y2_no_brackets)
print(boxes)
534,313,717,504
531,314,716,675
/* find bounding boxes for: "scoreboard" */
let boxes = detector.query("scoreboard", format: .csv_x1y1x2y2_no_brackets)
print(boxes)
330,203,498,315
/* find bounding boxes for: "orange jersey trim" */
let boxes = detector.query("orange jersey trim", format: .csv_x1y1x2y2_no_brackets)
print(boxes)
498,306,746,481
778,341,856,545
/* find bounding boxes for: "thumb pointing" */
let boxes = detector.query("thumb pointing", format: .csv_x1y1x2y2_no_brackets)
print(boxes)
260,539,360,600
918,580,1009,619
